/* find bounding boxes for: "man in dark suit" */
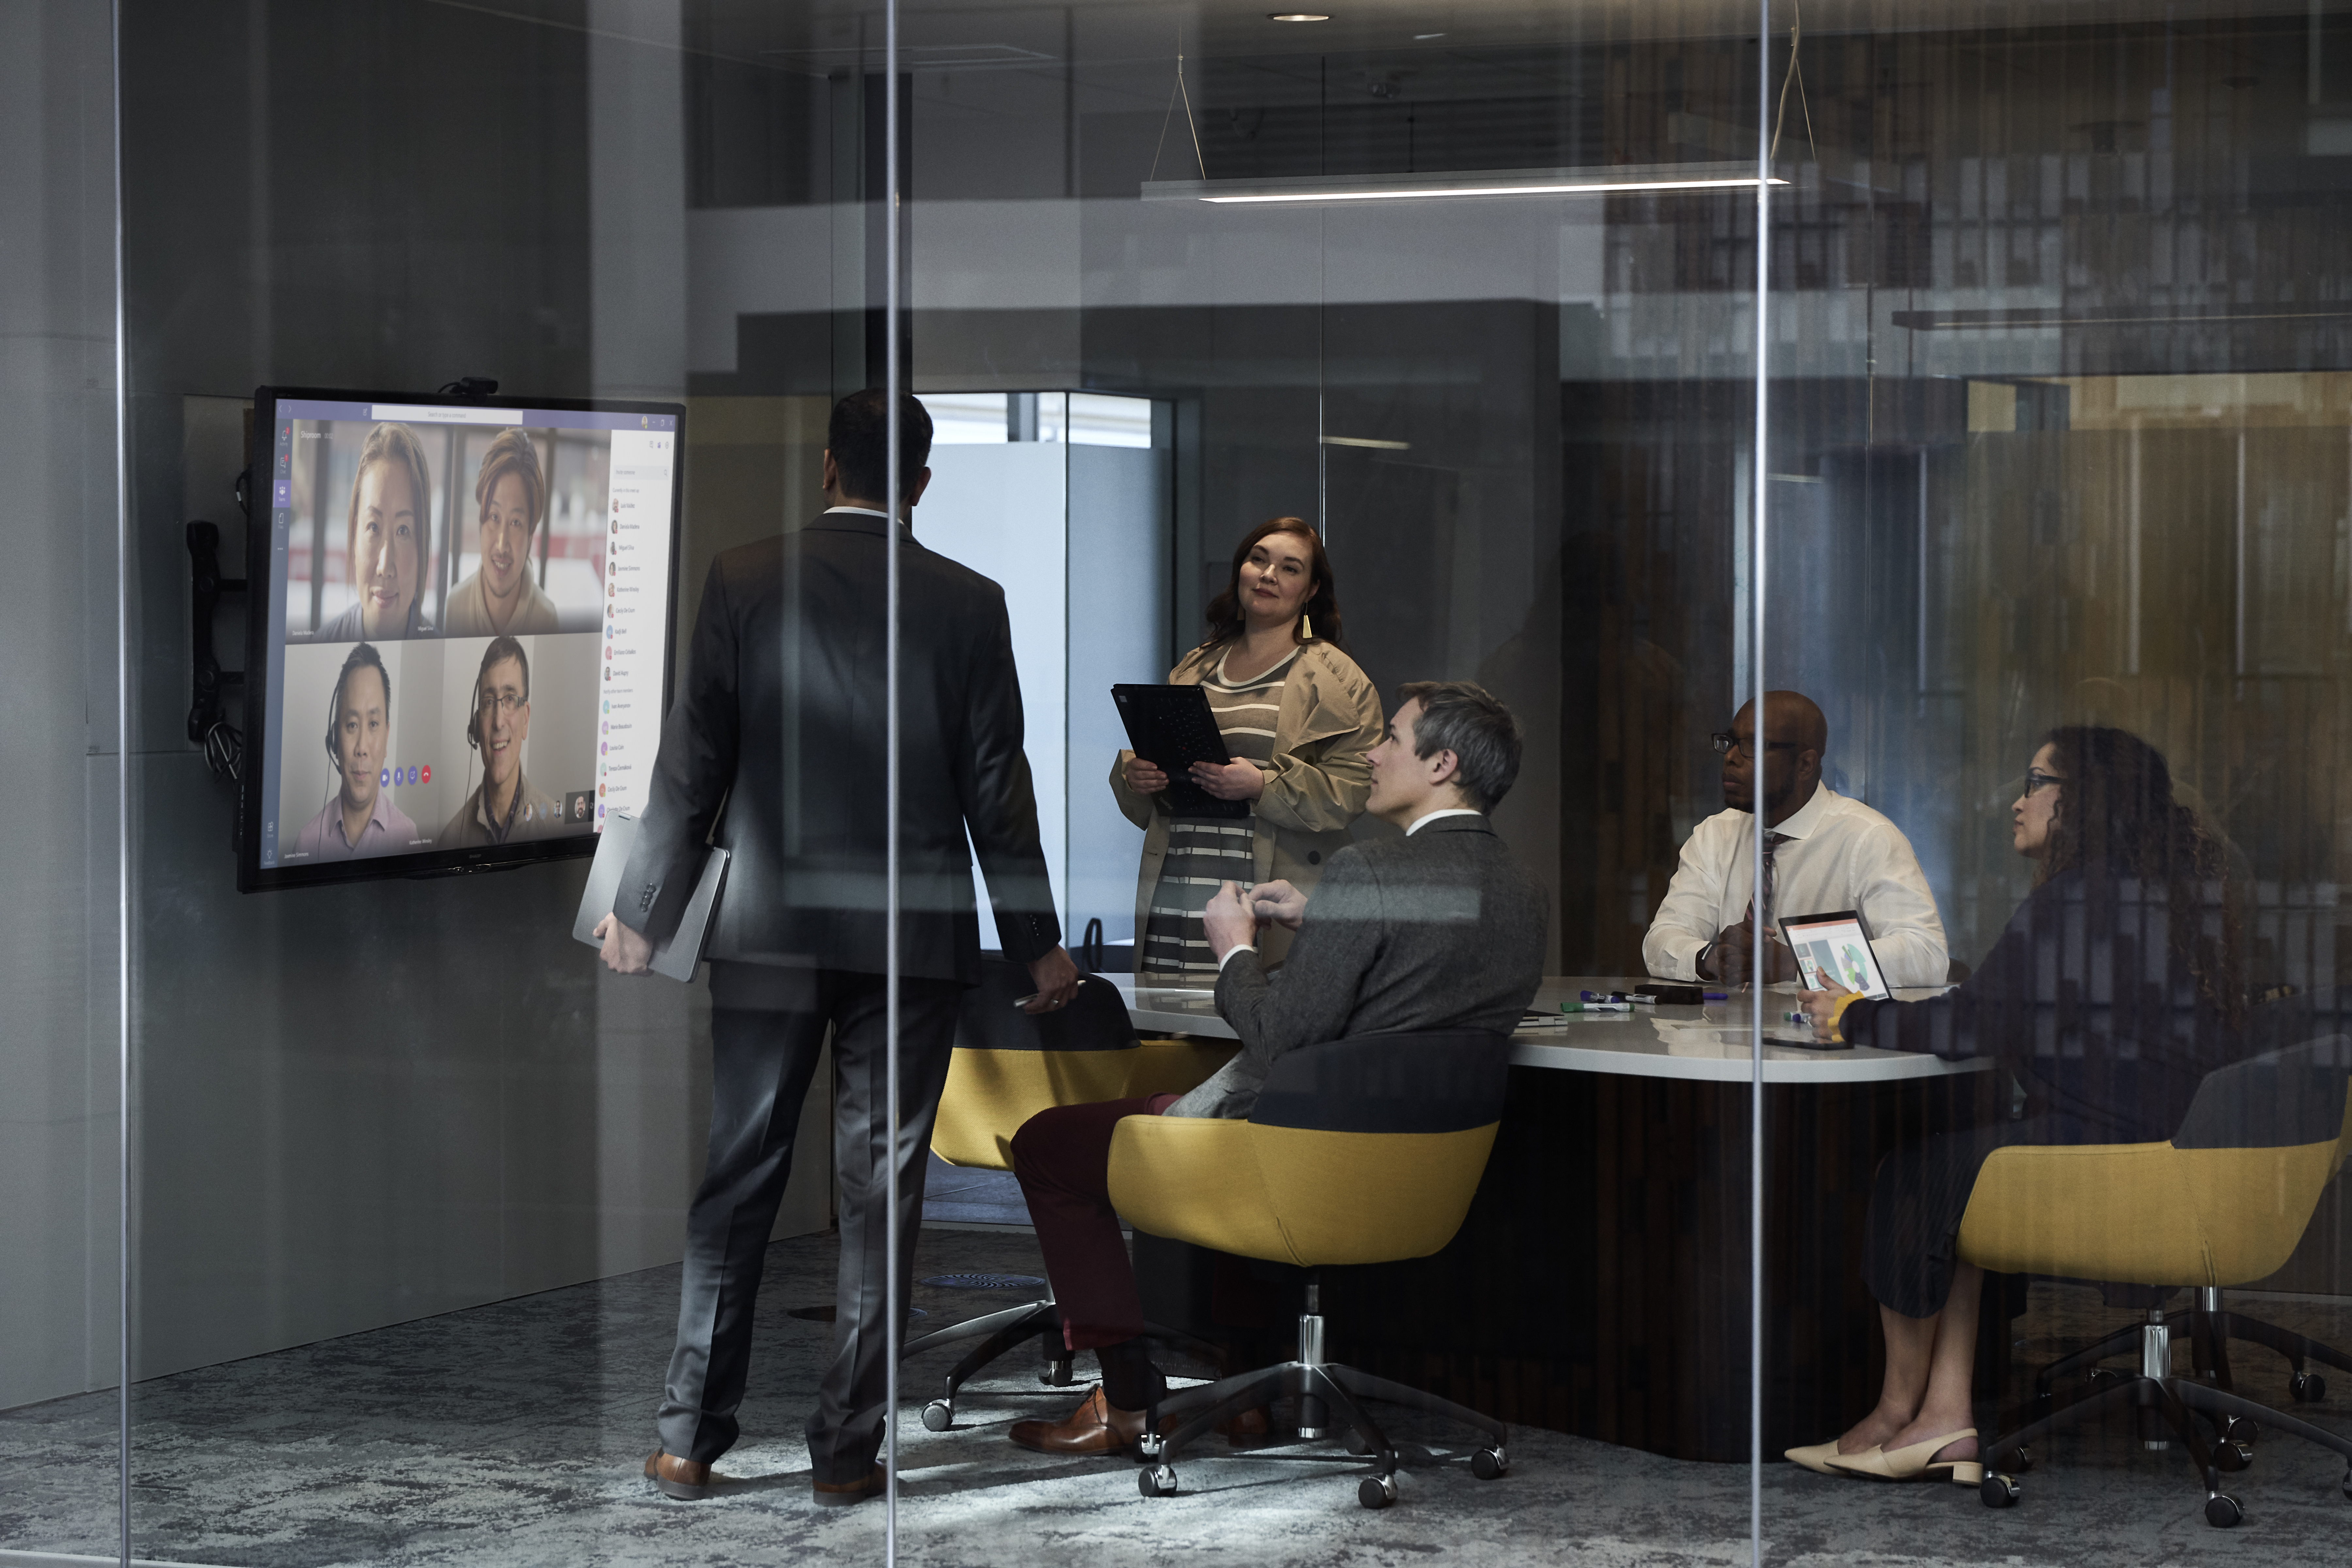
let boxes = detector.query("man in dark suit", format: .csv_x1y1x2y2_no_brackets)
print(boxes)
596,388,1079,1506
1003,681,1546,1454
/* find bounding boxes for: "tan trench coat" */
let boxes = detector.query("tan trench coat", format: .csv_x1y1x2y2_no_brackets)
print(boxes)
1110,639,1384,971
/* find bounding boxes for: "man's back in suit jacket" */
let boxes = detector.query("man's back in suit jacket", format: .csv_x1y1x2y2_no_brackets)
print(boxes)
616,510,1060,978
1168,813,1548,1119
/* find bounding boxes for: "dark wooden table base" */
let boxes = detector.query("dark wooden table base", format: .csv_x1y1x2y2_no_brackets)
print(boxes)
1138,1063,2005,1462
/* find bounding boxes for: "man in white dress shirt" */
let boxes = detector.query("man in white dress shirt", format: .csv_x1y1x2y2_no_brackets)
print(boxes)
1642,691,1948,988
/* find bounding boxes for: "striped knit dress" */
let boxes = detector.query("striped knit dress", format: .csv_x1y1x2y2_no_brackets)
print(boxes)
1137,644,1302,979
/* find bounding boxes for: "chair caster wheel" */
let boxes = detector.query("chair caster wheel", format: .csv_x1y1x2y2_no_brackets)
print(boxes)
2204,1493,2243,1528
921,1399,954,1432
1358,1473,1398,1510
2292,1372,2327,1403
2219,1415,2259,1445
1471,1446,1508,1480
1987,1443,2034,1475
1042,1358,1074,1387
1138,1432,1166,1461
1139,1464,1178,1498
2087,1367,2124,1390
2215,1440,2254,1473
2338,1465,2352,1502
1980,1473,2020,1509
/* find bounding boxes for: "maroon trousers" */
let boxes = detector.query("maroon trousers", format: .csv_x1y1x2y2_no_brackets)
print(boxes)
1008,1095,1180,1351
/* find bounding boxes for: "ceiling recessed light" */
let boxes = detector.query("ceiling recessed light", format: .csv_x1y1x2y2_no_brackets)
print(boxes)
1268,12,1332,21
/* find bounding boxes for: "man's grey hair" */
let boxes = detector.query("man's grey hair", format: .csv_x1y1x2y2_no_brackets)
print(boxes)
1396,680,1522,813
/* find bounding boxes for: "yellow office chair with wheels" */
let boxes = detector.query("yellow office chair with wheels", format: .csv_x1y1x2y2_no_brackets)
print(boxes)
1108,1030,1516,1511
905,958,1233,1428
1965,1035,2352,1528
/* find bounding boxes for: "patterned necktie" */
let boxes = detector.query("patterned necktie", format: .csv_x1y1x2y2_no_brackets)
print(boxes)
1759,831,1786,937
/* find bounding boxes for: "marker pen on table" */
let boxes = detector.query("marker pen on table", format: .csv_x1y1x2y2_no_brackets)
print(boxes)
1559,1001,1633,1014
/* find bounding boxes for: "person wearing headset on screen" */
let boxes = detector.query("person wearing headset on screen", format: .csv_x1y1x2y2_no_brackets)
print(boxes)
312,422,437,642
291,643,421,859
442,429,563,637
439,635,562,846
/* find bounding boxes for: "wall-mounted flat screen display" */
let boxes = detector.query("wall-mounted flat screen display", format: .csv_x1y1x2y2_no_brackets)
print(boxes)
238,387,682,891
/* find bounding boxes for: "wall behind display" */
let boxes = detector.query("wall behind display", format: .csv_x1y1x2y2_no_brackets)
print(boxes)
0,0,122,1421
87,0,830,1396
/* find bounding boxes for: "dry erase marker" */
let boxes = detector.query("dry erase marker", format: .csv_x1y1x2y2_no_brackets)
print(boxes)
1559,1001,1632,1014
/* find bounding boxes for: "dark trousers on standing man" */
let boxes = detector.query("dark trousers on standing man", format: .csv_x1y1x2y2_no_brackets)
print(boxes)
658,964,960,1484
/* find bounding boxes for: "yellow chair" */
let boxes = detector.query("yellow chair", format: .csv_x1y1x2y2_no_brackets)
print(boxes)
905,958,1234,1429
1108,1030,1516,1510
1963,1035,2352,1527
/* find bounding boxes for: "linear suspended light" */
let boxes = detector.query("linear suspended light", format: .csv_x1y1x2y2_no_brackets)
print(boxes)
1143,161,1785,205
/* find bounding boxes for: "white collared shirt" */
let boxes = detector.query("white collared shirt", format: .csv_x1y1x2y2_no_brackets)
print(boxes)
1640,785,1950,987
823,505,892,518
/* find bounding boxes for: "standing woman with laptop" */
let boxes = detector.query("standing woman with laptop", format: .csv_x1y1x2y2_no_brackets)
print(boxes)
1113,516,1384,979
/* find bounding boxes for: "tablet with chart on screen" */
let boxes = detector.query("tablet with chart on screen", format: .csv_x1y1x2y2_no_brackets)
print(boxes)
1777,910,1895,1001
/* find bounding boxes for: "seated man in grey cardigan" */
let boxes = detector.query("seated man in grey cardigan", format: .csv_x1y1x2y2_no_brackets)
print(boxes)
1005,680,1548,1455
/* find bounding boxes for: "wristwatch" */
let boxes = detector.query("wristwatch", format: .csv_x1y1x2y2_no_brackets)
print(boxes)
1695,941,1717,980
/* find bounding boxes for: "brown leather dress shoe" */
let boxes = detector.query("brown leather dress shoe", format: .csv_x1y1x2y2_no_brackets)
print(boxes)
1007,1386,1151,1455
645,1450,717,1501
812,1464,889,1507
1219,1404,1275,1444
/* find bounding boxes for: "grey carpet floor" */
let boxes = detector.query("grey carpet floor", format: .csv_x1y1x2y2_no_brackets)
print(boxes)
4,1228,2351,1568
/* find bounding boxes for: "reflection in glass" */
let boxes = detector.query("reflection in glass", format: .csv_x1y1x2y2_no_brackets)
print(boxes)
1764,3,2352,1555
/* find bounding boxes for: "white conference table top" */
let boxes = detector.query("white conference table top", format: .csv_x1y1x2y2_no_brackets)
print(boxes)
1110,974,1989,1086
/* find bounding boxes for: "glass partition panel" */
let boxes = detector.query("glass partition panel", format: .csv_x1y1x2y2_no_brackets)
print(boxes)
875,0,1768,1557
1766,2,2352,1560
114,4,859,1561
0,1,127,1560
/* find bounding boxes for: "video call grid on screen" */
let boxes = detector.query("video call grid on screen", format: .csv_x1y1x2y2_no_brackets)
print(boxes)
1778,913,1894,1000
239,390,682,892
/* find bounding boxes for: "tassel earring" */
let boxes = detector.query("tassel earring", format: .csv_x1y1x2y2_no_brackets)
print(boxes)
1299,612,1314,642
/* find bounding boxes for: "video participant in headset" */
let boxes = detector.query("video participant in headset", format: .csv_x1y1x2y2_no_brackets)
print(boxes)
313,422,437,642
291,643,422,859
440,635,563,846
442,429,563,636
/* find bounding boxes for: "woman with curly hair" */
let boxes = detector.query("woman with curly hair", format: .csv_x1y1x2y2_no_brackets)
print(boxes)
1788,726,2246,1485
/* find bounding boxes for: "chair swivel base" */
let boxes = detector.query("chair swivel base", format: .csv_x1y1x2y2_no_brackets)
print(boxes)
1981,1319,2352,1527
900,1298,1224,1432
1134,1315,1511,1510
2033,1288,2352,1413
